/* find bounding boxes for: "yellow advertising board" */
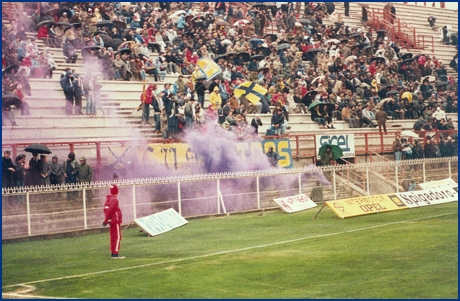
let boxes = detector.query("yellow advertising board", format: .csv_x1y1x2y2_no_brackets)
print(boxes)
325,194,408,218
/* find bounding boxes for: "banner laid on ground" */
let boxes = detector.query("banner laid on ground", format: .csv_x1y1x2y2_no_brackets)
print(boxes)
315,133,355,159
134,208,188,237
325,194,408,218
395,186,458,208
145,138,293,168
274,194,317,213
418,178,458,190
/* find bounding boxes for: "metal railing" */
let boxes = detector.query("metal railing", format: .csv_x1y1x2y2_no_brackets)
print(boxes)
367,8,435,53
2,157,457,240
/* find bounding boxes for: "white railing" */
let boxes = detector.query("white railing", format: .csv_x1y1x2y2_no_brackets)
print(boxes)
2,157,457,240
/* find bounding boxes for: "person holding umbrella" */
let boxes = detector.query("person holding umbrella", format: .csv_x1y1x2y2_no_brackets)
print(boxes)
320,146,334,166
2,151,15,188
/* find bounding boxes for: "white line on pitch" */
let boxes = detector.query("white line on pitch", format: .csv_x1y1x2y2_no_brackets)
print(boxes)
4,212,457,289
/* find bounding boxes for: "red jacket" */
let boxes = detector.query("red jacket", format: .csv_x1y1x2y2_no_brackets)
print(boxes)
141,84,154,105
37,26,49,39
103,195,122,225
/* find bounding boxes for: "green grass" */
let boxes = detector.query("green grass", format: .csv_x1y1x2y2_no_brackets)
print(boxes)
2,202,458,298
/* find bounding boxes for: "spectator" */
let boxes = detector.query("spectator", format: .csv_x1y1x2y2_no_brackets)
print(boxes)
393,134,403,162
271,107,286,135
375,107,388,133
37,154,51,186
265,146,279,167
77,156,92,183
2,151,15,188
50,155,64,185
424,138,437,158
310,180,324,203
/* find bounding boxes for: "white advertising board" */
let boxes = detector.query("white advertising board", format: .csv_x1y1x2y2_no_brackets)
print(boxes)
274,194,318,213
134,208,188,237
396,186,458,208
315,134,355,159
418,178,458,190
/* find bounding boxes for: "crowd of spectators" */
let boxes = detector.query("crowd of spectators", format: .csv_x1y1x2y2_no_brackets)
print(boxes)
2,2,458,132
1,2,458,174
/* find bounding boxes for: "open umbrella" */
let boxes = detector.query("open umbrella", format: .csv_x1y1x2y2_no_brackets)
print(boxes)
375,97,393,109
278,43,291,50
170,10,186,18
318,144,343,160
264,33,277,42
370,57,385,64
258,66,269,73
400,53,413,60
234,82,268,105
360,82,370,88
436,81,450,87
308,100,325,111
340,38,349,43
216,20,231,27
113,20,127,29
115,48,132,56
238,52,251,62
350,33,361,39
401,130,421,139
2,65,20,75
56,22,72,27
386,90,399,96
306,48,322,53
82,45,102,52
249,55,264,61
257,46,271,57
311,75,325,84
24,144,52,155
324,39,340,45
362,45,373,51
402,57,416,64
421,75,435,82
97,20,114,27
2,94,23,109
36,20,55,29
297,18,311,25
214,54,228,62
252,3,266,8
233,19,250,26
43,8,60,16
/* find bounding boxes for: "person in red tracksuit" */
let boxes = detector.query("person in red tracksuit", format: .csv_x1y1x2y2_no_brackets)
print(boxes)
103,184,124,259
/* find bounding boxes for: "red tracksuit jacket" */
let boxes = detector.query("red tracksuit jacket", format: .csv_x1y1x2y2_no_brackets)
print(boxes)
103,195,122,225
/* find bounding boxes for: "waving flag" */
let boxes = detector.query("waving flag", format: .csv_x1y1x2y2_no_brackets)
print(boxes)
234,81,268,105
196,57,222,81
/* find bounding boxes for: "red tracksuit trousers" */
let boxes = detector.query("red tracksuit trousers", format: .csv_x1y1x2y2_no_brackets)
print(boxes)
109,223,122,255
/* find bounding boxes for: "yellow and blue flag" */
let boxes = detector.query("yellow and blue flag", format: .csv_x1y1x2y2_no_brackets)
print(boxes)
197,57,222,81
234,81,268,105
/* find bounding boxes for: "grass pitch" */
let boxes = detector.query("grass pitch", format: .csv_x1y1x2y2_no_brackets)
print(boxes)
2,202,458,298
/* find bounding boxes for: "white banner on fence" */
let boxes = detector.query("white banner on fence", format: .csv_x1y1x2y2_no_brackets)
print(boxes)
274,194,318,213
418,178,458,190
396,186,458,208
315,133,355,159
134,208,188,237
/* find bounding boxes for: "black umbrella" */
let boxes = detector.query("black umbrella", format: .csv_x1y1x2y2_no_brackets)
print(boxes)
56,22,72,27
340,38,348,43
258,67,269,73
214,54,228,62
403,57,416,64
238,52,251,62
250,55,264,61
2,94,22,108
264,33,277,42
3,65,19,75
71,22,82,28
362,45,373,51
400,53,413,60
370,57,385,64
297,18,311,25
116,48,132,56
43,8,60,16
278,43,291,50
350,33,361,39
24,144,52,155
113,20,127,29
36,20,55,29
138,53,148,61
227,52,237,57
257,46,271,57
97,20,114,27
252,3,266,8
386,90,399,95
307,18,318,26
82,45,102,51
436,81,450,87
306,48,322,53
63,26,74,34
